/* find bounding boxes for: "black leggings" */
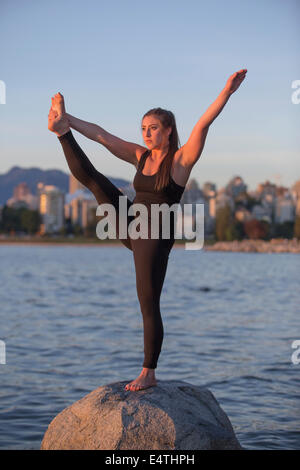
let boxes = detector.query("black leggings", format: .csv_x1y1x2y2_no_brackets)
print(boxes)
58,130,174,369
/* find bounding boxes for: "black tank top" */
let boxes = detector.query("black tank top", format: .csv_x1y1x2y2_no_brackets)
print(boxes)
133,150,185,206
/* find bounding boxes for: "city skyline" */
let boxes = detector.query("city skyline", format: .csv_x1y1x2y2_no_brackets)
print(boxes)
3,172,299,240
0,138,297,192
1,163,298,198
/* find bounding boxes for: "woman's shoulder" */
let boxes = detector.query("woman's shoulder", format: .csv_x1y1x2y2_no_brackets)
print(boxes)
136,146,149,162
132,146,148,170
170,148,192,188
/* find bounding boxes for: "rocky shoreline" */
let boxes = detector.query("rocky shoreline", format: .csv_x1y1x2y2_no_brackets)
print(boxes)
0,237,299,253
204,238,300,253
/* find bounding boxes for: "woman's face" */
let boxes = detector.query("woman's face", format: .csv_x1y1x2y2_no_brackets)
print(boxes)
141,116,171,150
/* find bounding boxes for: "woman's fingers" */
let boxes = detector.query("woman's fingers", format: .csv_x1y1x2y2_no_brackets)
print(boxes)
233,70,247,82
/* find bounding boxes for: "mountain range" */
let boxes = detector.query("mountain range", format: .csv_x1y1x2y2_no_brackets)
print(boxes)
0,166,131,206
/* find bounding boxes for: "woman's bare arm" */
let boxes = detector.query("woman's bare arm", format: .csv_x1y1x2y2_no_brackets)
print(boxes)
65,113,147,167
180,69,247,167
51,93,146,167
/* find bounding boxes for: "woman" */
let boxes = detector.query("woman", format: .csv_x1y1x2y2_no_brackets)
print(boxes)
48,69,247,391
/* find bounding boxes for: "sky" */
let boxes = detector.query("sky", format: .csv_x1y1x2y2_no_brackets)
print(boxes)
0,0,299,192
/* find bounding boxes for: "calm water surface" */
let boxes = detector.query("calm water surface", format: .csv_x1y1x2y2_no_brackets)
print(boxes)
0,244,299,450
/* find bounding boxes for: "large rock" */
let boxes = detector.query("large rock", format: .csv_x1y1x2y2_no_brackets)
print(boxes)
40,380,243,450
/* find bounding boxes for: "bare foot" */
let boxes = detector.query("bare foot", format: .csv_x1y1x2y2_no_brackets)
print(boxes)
124,368,157,392
51,92,66,116
48,107,70,137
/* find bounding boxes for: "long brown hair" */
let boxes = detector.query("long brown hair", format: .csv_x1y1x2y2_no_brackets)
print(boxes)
141,108,181,191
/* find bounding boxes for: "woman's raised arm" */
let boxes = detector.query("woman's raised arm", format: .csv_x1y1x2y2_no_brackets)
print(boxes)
180,69,247,168
51,93,146,167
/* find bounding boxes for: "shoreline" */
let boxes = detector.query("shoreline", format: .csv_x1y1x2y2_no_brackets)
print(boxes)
204,238,300,253
0,237,299,252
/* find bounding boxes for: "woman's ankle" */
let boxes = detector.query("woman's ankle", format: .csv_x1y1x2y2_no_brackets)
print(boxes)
55,127,71,138
141,367,155,375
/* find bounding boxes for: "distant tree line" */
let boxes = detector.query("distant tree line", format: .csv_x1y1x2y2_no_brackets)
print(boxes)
215,204,300,241
0,205,41,235
1,203,300,240
0,205,99,237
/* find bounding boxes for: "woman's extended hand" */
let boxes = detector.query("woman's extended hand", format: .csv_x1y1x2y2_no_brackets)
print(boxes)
224,69,247,95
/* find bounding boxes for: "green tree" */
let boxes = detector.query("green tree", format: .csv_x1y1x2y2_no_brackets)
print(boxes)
20,209,41,234
73,223,83,236
0,206,22,233
215,205,232,241
273,221,295,239
225,220,245,241
224,224,236,241
84,208,98,238
0,206,42,234
59,225,67,236
244,194,259,211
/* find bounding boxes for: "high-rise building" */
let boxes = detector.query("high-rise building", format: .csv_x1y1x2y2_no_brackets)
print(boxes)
275,195,295,223
69,174,86,194
38,183,64,234
202,182,217,198
226,176,247,198
64,188,98,228
13,182,30,199
291,180,300,217
256,181,277,200
7,182,38,210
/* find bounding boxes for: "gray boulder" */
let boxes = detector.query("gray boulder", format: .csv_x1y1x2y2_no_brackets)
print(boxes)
40,380,243,450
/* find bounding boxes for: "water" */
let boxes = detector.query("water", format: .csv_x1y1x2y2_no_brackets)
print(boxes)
0,244,299,450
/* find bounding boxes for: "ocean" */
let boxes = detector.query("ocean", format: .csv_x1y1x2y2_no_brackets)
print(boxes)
0,244,299,450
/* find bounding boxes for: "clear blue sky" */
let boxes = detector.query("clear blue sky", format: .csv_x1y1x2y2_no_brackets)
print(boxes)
0,0,299,191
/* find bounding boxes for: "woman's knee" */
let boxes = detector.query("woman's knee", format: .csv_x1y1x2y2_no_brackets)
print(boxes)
138,292,160,315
